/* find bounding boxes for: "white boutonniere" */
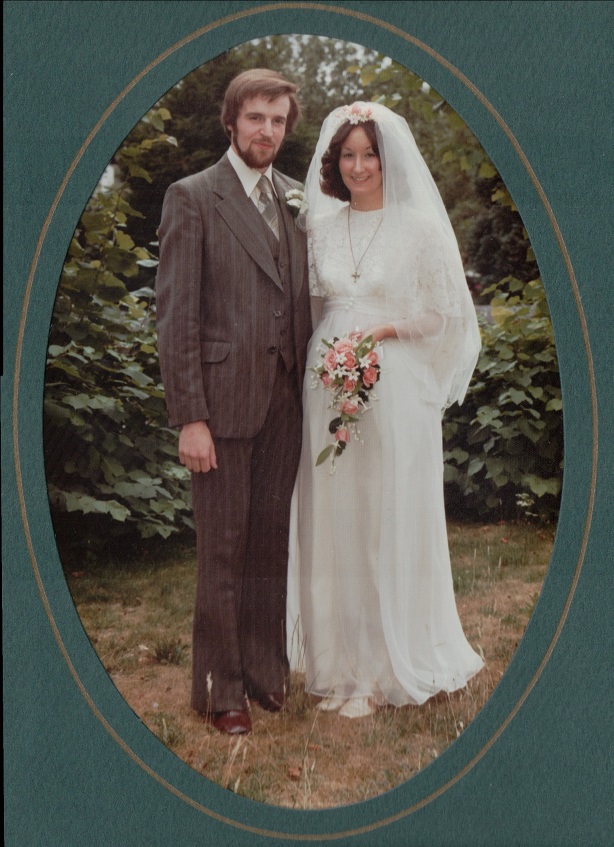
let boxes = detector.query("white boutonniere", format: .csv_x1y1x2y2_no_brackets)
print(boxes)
285,188,307,219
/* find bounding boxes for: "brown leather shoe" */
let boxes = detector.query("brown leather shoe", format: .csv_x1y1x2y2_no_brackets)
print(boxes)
254,691,286,713
209,709,252,734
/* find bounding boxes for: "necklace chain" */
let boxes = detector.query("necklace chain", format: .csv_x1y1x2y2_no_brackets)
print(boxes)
347,207,384,282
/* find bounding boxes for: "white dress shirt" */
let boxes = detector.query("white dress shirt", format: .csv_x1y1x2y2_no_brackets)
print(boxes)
227,146,277,205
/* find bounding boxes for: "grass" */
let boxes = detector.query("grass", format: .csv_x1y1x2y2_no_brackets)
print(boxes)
66,519,554,808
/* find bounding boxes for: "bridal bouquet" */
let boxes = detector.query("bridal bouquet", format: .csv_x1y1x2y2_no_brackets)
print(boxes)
312,332,382,470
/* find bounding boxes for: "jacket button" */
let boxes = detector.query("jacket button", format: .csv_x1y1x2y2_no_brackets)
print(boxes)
273,310,283,318
267,346,278,354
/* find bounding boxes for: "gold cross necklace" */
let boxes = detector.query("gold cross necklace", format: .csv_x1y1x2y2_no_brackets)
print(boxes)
347,206,384,282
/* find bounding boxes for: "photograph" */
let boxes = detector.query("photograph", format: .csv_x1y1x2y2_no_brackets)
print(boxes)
44,36,560,810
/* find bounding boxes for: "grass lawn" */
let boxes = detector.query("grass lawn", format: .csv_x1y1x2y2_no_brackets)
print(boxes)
66,519,554,809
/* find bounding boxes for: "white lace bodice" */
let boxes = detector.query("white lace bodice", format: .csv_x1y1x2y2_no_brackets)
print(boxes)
308,208,387,300
308,206,468,319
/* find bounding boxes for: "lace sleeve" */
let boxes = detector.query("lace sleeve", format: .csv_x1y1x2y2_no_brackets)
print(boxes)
386,214,480,408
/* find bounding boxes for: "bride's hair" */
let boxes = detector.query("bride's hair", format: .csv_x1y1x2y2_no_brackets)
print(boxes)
320,120,380,202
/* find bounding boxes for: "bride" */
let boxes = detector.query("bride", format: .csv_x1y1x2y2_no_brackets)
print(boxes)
287,102,484,718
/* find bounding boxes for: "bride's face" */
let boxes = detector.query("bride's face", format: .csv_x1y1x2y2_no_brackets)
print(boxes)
338,126,383,209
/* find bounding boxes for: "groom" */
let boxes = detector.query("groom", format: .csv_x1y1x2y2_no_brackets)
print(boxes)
156,69,311,735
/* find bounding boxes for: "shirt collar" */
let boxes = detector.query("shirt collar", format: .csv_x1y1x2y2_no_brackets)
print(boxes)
227,147,276,197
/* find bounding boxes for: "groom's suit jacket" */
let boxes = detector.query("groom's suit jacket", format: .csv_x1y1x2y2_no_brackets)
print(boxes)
156,153,311,438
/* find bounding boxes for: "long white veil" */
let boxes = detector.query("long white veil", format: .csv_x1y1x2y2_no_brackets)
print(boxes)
300,101,481,410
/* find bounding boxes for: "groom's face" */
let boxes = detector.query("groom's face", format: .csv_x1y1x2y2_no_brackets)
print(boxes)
230,95,291,172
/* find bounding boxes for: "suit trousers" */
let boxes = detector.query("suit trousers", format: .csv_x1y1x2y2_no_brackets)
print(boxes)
190,356,303,713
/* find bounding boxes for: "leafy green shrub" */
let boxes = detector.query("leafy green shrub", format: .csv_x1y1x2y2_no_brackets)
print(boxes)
443,276,562,520
44,109,193,548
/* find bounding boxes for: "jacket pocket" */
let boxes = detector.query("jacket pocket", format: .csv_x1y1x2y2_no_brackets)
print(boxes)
200,340,231,363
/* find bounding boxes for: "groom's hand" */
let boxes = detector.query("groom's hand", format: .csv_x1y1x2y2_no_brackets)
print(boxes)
179,421,218,473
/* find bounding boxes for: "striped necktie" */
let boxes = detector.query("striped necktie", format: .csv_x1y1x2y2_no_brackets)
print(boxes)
256,175,279,239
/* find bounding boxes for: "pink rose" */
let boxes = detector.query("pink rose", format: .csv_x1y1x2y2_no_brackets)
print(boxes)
341,400,359,415
366,350,379,366
333,339,353,355
335,427,350,443
363,366,378,387
342,352,357,370
343,377,357,392
323,348,337,372
321,372,333,387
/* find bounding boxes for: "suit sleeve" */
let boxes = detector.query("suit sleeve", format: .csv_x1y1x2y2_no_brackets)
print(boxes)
156,181,210,428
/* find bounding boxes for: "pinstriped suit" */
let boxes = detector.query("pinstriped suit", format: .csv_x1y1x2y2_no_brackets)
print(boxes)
156,153,311,713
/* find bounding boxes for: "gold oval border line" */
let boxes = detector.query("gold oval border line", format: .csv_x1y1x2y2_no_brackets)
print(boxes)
12,3,597,841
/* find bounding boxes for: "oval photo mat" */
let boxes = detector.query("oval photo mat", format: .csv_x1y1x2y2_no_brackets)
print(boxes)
5,3,609,846
41,27,560,813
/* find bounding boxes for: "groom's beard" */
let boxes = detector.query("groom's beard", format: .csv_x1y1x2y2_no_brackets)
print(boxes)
232,132,279,171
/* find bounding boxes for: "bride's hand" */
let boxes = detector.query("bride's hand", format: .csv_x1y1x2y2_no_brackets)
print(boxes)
362,324,397,344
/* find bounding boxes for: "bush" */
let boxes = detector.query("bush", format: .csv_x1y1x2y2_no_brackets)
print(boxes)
443,276,562,521
44,110,193,547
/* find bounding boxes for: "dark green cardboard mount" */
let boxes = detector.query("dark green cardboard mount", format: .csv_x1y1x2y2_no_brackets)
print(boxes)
4,2,613,844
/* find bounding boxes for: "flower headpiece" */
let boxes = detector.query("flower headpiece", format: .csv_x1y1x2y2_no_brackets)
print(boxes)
334,102,376,127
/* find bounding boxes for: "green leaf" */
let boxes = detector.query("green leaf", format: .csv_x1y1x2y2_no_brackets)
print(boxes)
360,69,377,85
120,364,154,388
497,345,515,361
81,211,111,234
105,246,139,276
128,163,153,183
315,445,334,466
445,447,470,465
101,456,125,482
63,492,130,521
508,388,529,405
114,231,134,251
48,344,71,357
523,475,562,497
478,161,497,179
443,464,459,483
114,481,159,499
97,271,128,294
62,393,94,411
475,407,501,427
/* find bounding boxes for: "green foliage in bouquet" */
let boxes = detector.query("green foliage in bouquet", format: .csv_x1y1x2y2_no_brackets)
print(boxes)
44,109,193,549
443,276,563,520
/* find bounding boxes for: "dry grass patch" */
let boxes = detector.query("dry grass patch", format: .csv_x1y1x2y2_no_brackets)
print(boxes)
68,520,554,808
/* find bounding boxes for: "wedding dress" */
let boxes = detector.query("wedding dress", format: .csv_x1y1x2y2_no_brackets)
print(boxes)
287,206,484,708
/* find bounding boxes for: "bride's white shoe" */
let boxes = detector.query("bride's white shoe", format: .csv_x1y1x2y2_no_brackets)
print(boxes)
338,696,376,718
316,695,347,712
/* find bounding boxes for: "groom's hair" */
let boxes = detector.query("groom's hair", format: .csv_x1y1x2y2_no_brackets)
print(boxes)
221,69,301,138
320,120,380,202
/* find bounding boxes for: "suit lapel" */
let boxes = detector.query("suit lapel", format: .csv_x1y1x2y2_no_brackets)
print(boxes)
213,155,283,290
272,171,306,300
